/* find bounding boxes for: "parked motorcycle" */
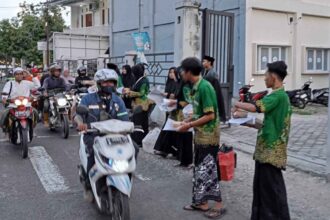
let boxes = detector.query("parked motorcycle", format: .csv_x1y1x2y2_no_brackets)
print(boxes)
238,79,268,103
303,79,328,107
286,89,308,109
43,88,71,139
76,106,141,220
6,96,34,158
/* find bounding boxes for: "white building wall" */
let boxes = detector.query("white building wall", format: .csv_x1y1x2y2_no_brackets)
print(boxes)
246,0,330,92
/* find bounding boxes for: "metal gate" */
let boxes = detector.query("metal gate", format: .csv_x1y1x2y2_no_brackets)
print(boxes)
201,9,234,121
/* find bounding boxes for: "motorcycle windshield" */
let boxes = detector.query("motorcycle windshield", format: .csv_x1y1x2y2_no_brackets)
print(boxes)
91,119,134,134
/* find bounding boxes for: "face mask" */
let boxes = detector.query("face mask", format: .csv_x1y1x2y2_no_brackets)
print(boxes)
100,86,115,94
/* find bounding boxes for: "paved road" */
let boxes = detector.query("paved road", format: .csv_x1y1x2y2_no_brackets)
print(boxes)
0,124,246,220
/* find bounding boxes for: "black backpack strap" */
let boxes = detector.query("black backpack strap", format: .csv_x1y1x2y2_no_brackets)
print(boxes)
8,81,13,98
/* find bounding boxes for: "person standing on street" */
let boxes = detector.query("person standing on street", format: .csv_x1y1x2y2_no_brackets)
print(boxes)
233,61,291,220
178,57,226,219
123,64,154,147
202,55,226,122
202,55,218,80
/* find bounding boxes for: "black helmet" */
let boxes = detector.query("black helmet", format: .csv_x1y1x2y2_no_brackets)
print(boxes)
77,66,87,76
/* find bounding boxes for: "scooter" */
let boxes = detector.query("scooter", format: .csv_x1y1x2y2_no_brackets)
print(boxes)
238,79,268,103
77,106,141,220
286,89,308,109
6,96,34,158
303,78,328,107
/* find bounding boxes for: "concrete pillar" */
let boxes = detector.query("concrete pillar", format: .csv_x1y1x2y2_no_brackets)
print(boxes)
11,58,16,68
174,0,201,66
108,0,114,57
43,51,47,68
291,12,303,90
327,73,330,182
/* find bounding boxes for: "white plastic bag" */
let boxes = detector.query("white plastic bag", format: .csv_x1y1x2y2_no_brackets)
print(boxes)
142,127,161,154
149,105,166,127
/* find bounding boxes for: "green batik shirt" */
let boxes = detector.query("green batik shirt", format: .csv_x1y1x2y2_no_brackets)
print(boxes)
174,84,193,121
129,78,151,111
254,87,292,169
191,78,220,146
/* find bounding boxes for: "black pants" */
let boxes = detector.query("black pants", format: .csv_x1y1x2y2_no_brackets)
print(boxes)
177,132,193,166
154,130,178,155
131,110,148,146
251,161,290,220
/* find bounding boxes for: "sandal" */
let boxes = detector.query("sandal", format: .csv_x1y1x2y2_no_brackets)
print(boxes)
204,208,227,219
183,204,209,212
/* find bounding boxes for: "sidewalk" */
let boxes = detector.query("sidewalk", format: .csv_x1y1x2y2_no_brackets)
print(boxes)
222,106,328,175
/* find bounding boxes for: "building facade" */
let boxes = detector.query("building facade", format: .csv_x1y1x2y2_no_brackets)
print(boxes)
51,0,330,91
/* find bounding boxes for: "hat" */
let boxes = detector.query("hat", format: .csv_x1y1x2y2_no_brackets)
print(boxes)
31,68,39,74
203,55,215,64
106,63,118,70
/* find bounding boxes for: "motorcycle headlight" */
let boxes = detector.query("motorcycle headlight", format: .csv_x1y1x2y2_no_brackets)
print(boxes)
65,94,72,100
22,98,29,106
57,98,68,106
110,159,129,173
14,99,22,106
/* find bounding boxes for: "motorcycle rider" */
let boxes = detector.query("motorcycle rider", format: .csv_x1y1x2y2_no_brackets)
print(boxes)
42,64,67,126
74,69,129,200
75,66,92,88
0,67,39,132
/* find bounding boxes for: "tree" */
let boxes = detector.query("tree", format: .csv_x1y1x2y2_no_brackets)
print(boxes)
0,19,17,67
0,1,66,66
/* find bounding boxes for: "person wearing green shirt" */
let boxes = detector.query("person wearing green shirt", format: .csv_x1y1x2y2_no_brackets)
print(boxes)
123,63,154,146
233,61,291,220
178,57,226,219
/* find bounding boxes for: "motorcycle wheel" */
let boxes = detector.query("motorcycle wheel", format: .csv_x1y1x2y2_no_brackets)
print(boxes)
62,115,70,139
109,187,130,220
295,99,306,109
20,126,29,159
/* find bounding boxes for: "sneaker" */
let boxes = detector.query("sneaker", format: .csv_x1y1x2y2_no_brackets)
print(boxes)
83,189,94,203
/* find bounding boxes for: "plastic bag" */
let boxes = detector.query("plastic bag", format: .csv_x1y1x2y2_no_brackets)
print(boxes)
142,127,161,154
149,105,166,127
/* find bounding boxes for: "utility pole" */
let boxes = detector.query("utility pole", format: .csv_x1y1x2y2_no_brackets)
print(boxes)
45,0,50,68
138,0,143,32
327,73,330,182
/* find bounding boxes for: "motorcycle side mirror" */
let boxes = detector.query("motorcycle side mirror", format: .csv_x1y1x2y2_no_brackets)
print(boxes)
76,105,89,116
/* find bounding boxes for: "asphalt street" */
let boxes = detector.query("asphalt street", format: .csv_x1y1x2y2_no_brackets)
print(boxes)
0,121,247,220
0,80,248,220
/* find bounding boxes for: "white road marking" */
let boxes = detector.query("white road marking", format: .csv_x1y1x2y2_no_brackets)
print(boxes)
134,173,152,181
29,146,69,194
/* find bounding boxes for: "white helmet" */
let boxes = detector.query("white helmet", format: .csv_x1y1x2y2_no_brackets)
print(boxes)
94,69,118,84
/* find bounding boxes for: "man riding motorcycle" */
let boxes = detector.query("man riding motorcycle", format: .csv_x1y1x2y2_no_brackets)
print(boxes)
75,66,92,88
0,67,39,132
74,69,129,200
42,64,67,126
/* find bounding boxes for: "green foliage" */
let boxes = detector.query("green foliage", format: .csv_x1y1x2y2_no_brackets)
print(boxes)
0,1,66,65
